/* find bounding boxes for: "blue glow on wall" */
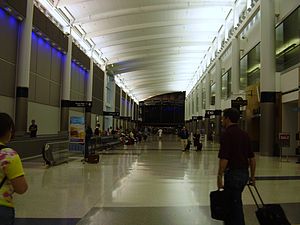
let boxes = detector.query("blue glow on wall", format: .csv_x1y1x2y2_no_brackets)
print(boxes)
8,15,17,26
0,7,6,19
31,32,37,41
0,7,18,28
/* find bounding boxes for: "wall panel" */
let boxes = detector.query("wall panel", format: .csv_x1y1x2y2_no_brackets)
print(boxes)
28,102,60,134
28,73,36,101
0,96,15,118
0,60,16,97
35,76,50,104
30,33,38,73
36,38,51,79
50,48,62,83
0,10,18,63
49,83,60,106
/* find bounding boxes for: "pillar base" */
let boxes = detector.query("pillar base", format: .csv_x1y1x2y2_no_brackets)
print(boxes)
15,96,28,135
260,102,275,156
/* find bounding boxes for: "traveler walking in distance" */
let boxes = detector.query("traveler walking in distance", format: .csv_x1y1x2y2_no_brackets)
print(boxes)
217,108,256,225
0,113,28,225
179,126,189,151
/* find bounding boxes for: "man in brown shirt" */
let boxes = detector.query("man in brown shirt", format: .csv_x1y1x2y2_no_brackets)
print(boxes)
217,108,256,225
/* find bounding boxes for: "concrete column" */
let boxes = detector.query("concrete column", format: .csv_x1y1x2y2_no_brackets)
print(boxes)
198,82,203,115
205,73,211,109
60,35,73,132
103,70,108,130
205,114,210,140
260,0,276,156
215,59,222,109
215,59,222,142
185,100,188,120
124,94,128,117
215,110,222,143
131,100,134,120
85,58,94,127
193,90,197,116
232,37,240,96
188,97,191,119
15,0,34,135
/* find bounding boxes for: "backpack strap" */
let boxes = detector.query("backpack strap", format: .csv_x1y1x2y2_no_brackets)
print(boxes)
0,145,8,189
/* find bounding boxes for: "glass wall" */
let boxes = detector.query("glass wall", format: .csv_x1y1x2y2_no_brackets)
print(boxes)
202,84,206,109
221,69,232,99
240,43,260,89
276,6,300,72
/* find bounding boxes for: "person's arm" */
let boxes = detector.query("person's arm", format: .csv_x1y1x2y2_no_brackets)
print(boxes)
11,176,28,194
217,159,228,189
249,157,256,186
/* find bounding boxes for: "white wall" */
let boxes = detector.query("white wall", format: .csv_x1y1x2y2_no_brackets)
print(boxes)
240,18,261,57
282,102,298,156
0,96,14,118
221,99,232,109
277,0,300,22
28,102,60,134
280,68,299,93
281,68,299,103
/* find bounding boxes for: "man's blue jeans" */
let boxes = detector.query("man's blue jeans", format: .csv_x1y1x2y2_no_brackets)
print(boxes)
224,169,249,225
0,205,15,225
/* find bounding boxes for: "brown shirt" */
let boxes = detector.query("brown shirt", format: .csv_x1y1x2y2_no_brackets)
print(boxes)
218,124,254,170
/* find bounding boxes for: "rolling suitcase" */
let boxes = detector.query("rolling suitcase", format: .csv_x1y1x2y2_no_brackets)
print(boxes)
247,184,291,225
87,154,99,164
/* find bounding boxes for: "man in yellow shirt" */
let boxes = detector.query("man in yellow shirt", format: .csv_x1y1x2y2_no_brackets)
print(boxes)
0,113,28,225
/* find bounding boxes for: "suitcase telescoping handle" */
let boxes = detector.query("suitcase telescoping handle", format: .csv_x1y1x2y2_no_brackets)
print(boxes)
247,184,265,209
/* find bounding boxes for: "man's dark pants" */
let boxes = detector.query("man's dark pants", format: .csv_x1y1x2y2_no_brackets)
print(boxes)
224,169,249,225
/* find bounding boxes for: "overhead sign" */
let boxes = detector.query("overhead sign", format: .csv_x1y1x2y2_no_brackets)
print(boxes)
205,110,215,116
120,116,131,121
103,111,120,116
68,101,92,108
192,116,198,120
231,97,248,107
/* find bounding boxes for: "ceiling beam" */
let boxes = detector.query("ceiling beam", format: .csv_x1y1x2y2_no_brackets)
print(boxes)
57,0,95,7
73,2,233,25
102,44,209,56
109,52,205,63
86,20,222,38
97,38,211,49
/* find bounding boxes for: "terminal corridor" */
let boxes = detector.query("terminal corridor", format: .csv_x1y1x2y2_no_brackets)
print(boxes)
14,135,300,225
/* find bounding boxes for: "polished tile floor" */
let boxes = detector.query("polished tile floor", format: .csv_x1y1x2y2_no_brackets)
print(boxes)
15,135,300,225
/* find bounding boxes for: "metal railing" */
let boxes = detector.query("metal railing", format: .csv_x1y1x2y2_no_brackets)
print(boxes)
43,140,70,166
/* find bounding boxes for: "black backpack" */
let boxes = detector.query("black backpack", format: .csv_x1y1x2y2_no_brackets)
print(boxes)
0,145,8,188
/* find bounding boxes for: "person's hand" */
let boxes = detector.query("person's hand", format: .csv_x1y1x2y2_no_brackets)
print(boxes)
217,175,224,190
249,177,256,186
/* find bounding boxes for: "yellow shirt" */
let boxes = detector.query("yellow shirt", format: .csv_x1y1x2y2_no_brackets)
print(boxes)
0,144,25,208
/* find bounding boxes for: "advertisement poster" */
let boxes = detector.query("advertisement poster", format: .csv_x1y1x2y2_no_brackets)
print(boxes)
69,116,85,152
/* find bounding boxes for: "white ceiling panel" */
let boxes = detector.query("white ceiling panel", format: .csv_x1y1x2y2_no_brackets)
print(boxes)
52,0,235,100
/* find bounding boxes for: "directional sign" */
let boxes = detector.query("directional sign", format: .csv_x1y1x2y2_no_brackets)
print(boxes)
205,110,215,116
278,133,290,147
68,101,92,108
231,97,248,107
103,111,120,116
